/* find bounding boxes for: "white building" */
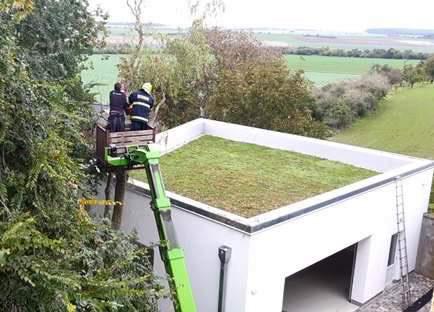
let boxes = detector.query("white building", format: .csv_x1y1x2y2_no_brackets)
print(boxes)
94,119,434,312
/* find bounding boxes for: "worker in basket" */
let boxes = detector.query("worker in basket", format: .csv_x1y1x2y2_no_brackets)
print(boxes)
128,82,155,131
108,82,129,132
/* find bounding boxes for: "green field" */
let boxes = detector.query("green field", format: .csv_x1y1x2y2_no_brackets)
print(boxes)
303,72,360,85
81,53,420,101
286,55,418,85
81,54,123,103
131,136,375,217
333,84,434,159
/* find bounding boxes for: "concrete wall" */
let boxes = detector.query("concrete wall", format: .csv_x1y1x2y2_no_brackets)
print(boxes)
111,181,251,312
416,213,434,279
155,118,204,155
243,168,433,311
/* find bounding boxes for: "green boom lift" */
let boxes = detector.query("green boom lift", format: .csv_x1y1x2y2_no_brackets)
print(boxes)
104,143,197,312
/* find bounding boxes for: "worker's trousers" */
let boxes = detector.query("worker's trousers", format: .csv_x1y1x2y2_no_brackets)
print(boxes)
131,120,152,131
108,112,125,132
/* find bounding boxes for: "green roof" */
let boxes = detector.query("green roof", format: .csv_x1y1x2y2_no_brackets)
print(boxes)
131,136,376,218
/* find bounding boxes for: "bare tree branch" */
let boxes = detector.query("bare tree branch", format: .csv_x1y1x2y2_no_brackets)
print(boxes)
126,0,145,50
148,93,166,128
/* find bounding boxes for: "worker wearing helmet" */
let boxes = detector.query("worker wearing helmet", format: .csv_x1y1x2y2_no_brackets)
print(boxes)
128,82,155,131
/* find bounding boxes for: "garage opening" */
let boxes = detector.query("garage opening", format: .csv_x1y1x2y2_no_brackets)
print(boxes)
282,245,358,312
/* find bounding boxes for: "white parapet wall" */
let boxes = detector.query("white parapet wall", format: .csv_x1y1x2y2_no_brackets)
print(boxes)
94,119,434,312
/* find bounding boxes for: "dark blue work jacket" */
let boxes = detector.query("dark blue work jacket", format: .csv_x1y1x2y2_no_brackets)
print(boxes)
109,90,128,115
128,89,154,123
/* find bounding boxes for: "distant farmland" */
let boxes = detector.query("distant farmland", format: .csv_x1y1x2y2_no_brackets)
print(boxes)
286,55,419,85
81,53,420,101
256,32,434,53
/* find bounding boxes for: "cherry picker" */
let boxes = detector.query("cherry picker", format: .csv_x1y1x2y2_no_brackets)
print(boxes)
96,125,196,312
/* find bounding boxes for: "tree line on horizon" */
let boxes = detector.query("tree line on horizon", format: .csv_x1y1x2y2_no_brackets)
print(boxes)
283,46,431,60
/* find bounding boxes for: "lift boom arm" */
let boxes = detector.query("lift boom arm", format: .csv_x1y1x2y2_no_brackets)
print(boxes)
105,145,196,312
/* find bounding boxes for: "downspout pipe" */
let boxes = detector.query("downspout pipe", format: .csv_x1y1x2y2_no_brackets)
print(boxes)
218,245,232,312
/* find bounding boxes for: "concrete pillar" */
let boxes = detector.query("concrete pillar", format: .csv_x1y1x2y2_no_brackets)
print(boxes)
351,234,390,305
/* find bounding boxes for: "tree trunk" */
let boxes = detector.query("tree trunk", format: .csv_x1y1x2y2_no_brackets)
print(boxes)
104,172,113,218
148,93,166,129
112,170,127,230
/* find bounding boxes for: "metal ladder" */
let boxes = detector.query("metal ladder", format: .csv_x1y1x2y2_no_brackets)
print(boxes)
395,177,412,308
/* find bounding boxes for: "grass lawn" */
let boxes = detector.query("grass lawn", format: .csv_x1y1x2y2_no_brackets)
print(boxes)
286,55,416,75
333,84,434,213
131,136,375,217
81,54,124,104
333,85,434,159
286,55,418,85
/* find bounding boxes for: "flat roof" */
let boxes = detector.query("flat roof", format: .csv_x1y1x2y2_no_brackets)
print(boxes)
127,119,434,233
131,135,376,218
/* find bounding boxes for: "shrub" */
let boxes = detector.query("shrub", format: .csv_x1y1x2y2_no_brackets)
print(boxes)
313,72,392,130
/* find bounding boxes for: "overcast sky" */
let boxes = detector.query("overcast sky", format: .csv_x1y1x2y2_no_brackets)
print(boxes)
89,0,434,32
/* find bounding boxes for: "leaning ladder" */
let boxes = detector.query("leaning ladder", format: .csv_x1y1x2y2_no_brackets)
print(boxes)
395,177,412,308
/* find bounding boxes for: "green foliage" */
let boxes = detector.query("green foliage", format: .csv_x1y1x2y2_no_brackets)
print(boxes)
423,55,434,82
120,25,328,137
119,21,217,129
208,57,329,137
15,0,107,80
313,73,392,129
284,46,430,60
402,63,427,87
0,1,162,310
0,215,163,311
370,64,403,85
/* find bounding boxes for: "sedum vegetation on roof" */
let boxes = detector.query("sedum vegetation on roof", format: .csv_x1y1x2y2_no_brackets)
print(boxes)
132,136,376,217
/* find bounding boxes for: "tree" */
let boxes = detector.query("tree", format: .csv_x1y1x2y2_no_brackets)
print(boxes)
313,72,392,130
424,55,434,83
119,25,329,137
205,30,329,137
15,0,107,80
126,0,146,50
0,1,163,310
402,64,427,87
119,20,218,129
370,64,403,85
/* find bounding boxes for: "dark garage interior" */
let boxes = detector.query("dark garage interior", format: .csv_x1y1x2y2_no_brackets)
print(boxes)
282,245,358,312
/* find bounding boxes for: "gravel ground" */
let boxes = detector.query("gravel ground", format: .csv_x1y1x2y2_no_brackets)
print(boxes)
358,273,433,312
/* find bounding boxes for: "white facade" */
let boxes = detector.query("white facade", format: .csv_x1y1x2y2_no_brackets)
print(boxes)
94,119,434,312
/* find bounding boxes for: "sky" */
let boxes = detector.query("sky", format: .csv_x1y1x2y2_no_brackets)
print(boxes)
89,0,434,33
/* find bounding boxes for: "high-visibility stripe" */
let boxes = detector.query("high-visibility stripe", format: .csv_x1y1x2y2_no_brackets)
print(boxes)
132,102,150,109
137,94,150,101
131,116,149,123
